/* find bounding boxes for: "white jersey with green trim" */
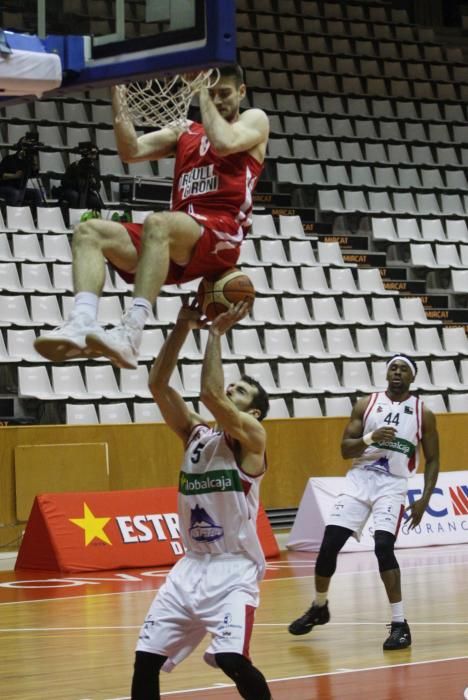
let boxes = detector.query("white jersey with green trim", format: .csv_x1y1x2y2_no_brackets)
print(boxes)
178,424,266,577
352,392,423,478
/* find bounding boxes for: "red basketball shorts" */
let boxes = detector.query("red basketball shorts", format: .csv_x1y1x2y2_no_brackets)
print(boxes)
116,213,242,286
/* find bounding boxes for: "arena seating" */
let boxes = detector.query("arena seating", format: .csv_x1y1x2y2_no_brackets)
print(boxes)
1,0,468,423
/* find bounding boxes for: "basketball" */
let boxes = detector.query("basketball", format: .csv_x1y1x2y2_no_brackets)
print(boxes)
197,268,256,321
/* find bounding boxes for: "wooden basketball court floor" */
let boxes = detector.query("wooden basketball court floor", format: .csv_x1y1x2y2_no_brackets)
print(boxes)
1,544,467,700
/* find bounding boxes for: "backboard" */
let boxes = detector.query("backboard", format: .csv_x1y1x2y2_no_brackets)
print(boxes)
69,0,236,89
0,0,236,101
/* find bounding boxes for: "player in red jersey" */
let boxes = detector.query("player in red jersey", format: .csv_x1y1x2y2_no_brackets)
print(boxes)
34,65,269,369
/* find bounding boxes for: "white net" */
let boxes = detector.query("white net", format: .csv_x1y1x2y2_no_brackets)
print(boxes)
117,69,219,130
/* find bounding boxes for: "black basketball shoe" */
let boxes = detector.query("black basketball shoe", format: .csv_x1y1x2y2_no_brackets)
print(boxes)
288,602,330,636
383,620,412,650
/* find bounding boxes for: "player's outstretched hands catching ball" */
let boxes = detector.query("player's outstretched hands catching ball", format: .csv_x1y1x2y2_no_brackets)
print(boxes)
176,298,209,330
209,301,251,336
176,299,249,336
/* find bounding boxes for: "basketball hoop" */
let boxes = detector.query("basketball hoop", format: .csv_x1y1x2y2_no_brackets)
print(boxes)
117,69,220,131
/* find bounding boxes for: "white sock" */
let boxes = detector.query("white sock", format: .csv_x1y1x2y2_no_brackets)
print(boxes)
127,297,152,329
391,601,405,623
314,590,328,607
74,292,99,321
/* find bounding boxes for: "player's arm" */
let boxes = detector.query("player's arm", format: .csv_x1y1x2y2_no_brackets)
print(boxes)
149,303,206,443
199,88,269,156
200,303,265,473
340,397,371,458
420,408,440,500
405,407,440,529
111,85,180,162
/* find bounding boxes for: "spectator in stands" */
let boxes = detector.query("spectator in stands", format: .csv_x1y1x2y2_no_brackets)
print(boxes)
55,141,102,212
289,354,440,651
0,133,43,206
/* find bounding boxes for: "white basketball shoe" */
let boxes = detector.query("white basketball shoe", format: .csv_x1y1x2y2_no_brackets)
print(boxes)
85,312,141,369
34,312,102,362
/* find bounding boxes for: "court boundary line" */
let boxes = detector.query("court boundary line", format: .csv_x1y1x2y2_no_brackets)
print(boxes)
266,654,468,682
100,655,468,699
2,556,468,606
2,620,468,633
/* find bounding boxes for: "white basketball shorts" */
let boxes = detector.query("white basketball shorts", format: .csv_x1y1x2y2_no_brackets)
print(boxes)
136,551,260,671
327,467,408,540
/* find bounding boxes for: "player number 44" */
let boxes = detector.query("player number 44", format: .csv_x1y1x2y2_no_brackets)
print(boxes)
383,412,400,427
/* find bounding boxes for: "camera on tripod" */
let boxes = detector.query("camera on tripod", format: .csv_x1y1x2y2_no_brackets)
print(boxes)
75,141,99,179
77,141,98,160
53,141,102,214
17,132,43,154
71,141,102,208
16,131,45,183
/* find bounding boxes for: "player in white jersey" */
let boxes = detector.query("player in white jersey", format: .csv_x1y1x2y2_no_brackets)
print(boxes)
130,300,273,700
289,354,440,650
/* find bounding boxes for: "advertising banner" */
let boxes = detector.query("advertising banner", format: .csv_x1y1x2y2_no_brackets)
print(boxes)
287,472,468,552
16,487,279,572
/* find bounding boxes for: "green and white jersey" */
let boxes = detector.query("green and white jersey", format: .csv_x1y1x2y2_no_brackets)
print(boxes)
352,392,423,478
178,424,266,576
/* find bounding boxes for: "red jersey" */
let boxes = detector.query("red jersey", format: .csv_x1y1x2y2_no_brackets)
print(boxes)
171,121,263,242
116,120,265,286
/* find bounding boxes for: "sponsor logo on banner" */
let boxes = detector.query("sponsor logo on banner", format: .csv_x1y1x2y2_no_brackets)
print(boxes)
449,485,468,516
287,473,468,552
69,501,183,554
380,477,468,544
16,488,279,573
405,483,468,519
115,513,181,550
70,503,112,545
